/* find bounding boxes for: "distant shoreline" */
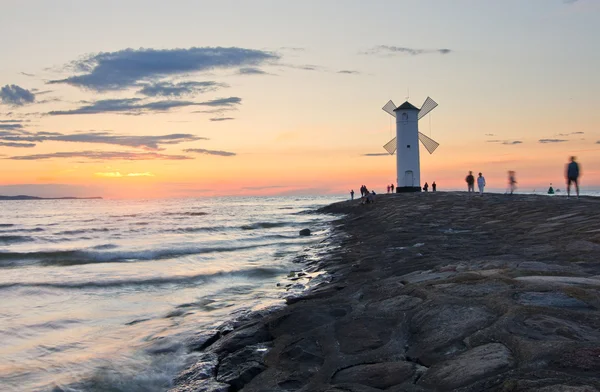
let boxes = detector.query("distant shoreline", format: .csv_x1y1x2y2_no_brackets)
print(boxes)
0,195,102,200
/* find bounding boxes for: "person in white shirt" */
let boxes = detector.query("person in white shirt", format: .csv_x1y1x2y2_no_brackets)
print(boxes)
477,173,486,194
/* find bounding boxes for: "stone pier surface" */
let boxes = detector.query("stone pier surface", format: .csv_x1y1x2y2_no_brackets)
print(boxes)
171,192,600,392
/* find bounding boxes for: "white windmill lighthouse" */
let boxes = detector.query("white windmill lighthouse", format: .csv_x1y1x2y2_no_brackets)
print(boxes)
381,97,440,192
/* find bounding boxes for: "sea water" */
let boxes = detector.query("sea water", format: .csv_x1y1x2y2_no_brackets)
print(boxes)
0,196,342,392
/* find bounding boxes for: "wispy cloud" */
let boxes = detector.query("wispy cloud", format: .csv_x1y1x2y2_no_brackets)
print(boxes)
20,72,35,77
0,129,205,150
238,67,269,75
136,81,227,97
95,172,155,177
362,46,452,56
209,117,235,122
539,139,568,143
486,140,523,145
47,97,241,116
7,151,192,161
0,123,24,130
362,153,390,156
556,131,584,136
0,142,36,148
0,85,36,106
337,70,361,75
48,47,279,91
183,148,236,157
485,133,495,136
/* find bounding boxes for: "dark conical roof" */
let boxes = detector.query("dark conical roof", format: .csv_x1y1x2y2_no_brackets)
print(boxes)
393,101,419,111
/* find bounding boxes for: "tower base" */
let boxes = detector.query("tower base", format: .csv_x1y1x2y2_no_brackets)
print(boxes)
396,186,421,193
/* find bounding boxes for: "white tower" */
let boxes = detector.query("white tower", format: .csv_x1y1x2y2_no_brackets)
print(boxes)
381,97,440,192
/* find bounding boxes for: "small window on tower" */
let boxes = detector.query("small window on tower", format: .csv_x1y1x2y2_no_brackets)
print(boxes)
407,145,411,148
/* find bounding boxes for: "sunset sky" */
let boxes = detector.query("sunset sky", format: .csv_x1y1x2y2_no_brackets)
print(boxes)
1,0,599,198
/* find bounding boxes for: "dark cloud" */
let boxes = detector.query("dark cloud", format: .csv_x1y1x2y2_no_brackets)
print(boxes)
556,131,584,136
337,70,361,75
7,150,192,161
0,142,36,148
238,67,269,75
209,117,235,122
20,72,36,77
0,85,36,106
0,120,25,123
47,97,241,116
183,148,236,157
48,47,279,91
362,46,452,56
0,123,24,130
0,129,205,151
137,81,227,97
362,153,390,156
539,139,568,143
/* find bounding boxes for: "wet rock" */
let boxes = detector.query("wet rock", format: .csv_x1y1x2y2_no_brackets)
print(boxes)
507,314,600,341
515,276,600,287
516,292,591,309
335,317,396,354
532,386,599,392
399,270,456,284
216,344,269,391
553,347,600,371
437,281,510,297
209,322,271,357
169,379,229,392
418,343,514,390
170,353,222,391
279,337,324,370
186,330,221,351
332,362,416,389
408,304,496,364
299,228,311,236
366,295,423,312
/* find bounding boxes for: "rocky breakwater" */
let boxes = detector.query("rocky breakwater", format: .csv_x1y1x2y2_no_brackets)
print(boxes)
171,192,600,391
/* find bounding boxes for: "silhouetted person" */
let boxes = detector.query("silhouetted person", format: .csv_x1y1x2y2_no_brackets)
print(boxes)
466,171,475,193
548,184,554,195
432,182,436,192
566,156,580,199
477,172,486,194
508,171,517,195
391,183,395,193
423,182,429,192
387,185,390,193
350,189,355,200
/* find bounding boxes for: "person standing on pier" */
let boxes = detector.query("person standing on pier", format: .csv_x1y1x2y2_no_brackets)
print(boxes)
350,189,355,200
466,171,475,193
432,182,437,192
477,173,486,195
566,156,580,199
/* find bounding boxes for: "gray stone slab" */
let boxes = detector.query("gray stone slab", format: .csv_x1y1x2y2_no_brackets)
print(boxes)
418,343,514,390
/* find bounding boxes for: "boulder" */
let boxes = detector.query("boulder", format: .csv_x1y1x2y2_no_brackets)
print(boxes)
332,362,416,389
418,343,514,390
299,228,311,236
216,344,269,391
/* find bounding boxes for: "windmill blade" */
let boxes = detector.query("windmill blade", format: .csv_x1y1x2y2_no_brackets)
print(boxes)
382,100,397,118
417,97,438,120
418,132,440,154
383,137,397,155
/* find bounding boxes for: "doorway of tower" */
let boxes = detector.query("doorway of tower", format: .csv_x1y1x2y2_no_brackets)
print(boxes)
404,170,414,187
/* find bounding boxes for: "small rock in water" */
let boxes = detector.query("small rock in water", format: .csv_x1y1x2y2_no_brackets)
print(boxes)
299,228,311,236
